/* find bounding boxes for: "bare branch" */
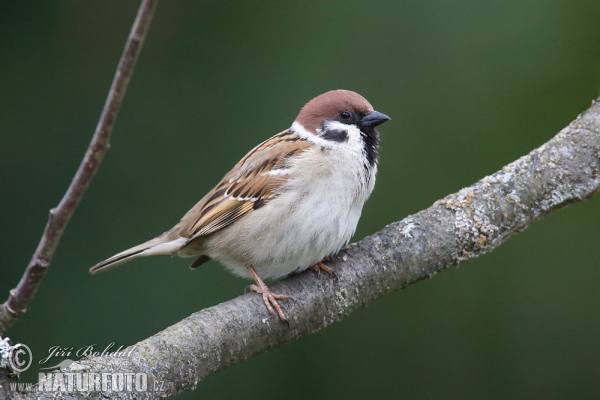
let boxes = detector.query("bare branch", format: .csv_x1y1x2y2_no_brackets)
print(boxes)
15,99,599,399
0,0,159,335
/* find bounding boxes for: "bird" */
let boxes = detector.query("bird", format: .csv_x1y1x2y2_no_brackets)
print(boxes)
90,89,390,322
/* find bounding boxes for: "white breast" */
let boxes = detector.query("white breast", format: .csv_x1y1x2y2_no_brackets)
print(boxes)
205,131,377,280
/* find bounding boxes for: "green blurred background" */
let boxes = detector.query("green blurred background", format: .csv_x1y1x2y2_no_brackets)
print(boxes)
1,1,600,398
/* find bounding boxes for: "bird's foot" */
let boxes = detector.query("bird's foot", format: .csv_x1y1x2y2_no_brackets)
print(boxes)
248,284,292,323
309,261,335,278
247,265,292,323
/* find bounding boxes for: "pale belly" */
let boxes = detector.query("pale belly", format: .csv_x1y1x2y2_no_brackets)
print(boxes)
201,148,376,279
203,186,364,279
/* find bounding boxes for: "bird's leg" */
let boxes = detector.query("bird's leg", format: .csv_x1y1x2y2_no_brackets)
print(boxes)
246,265,292,322
309,257,334,277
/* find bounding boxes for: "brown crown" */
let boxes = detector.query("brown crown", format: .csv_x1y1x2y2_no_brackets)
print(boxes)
295,90,374,134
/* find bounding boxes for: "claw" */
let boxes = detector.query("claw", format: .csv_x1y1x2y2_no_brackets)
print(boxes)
309,261,335,277
247,266,293,323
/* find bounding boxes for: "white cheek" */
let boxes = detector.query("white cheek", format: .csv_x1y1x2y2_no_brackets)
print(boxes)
291,121,326,145
319,120,364,154
291,121,364,155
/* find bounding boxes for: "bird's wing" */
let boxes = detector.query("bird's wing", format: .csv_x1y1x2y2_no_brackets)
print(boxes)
181,130,312,241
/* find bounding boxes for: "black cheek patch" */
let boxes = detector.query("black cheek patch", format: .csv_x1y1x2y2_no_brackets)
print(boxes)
321,129,348,142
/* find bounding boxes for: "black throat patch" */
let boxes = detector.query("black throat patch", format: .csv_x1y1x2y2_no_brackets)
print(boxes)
360,126,379,168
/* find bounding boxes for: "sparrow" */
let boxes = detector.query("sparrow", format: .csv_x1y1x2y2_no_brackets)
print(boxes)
90,89,390,322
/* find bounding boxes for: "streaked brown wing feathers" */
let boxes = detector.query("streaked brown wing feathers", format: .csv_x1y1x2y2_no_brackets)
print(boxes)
187,130,311,238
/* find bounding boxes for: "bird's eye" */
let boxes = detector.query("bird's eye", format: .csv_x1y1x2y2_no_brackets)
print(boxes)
340,111,352,120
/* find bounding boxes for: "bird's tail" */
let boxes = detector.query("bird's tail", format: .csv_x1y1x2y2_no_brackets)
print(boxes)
89,236,187,274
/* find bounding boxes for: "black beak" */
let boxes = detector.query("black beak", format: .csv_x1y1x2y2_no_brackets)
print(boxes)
361,110,391,128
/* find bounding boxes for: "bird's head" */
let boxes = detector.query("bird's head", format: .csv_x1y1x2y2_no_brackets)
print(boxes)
292,89,390,166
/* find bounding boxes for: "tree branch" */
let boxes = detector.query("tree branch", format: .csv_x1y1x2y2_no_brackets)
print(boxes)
0,0,159,335
14,98,599,399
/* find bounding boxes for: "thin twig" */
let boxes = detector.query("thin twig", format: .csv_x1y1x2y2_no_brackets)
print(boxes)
0,0,159,335
15,98,600,399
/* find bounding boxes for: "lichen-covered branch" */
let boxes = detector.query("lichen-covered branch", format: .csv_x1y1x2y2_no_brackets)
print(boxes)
10,99,598,399
0,0,159,336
